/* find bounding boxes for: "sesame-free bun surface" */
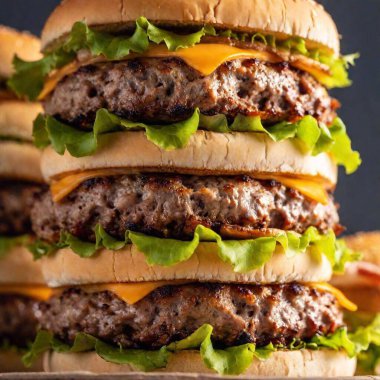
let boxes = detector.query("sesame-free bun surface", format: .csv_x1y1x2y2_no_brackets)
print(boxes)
0,26,41,79
41,131,338,185
0,245,45,285
0,141,43,183
43,349,356,376
41,244,332,287
0,101,42,141
42,0,340,54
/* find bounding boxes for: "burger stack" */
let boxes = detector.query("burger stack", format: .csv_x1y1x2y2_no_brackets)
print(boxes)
0,26,46,372
9,0,366,376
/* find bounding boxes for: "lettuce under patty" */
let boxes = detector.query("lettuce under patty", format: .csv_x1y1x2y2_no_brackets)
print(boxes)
0,235,29,258
29,224,360,275
23,324,362,375
8,18,356,101
33,109,361,174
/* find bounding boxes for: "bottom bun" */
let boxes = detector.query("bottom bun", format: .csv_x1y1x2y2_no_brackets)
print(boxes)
0,350,43,372
43,349,356,377
0,245,45,285
41,244,333,287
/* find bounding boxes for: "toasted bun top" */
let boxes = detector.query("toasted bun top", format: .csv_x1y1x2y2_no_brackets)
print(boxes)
42,0,340,54
41,244,332,287
0,26,41,79
41,131,338,185
44,350,356,377
0,101,42,140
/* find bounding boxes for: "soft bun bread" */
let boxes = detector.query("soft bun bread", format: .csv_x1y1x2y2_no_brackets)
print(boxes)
0,101,42,141
41,244,333,287
41,131,338,185
0,141,43,182
42,0,339,54
0,351,43,373
0,245,45,285
43,349,356,376
0,26,41,79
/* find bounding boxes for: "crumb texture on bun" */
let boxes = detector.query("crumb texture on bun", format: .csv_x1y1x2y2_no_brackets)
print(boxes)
41,244,333,287
0,245,45,285
41,131,338,185
42,0,339,54
43,349,356,376
0,141,43,183
0,26,41,79
0,101,42,141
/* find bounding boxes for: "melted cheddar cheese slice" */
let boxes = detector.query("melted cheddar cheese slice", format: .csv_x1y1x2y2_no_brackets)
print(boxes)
51,169,329,205
0,285,53,301
39,43,329,100
310,283,358,312
80,282,357,310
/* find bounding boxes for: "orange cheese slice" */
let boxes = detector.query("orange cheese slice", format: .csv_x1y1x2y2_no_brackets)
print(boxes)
38,43,329,100
81,281,189,305
77,281,357,309
310,282,358,311
51,169,330,205
0,285,54,301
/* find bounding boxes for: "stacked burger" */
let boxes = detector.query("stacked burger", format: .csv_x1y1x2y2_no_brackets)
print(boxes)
0,27,46,372
10,0,364,376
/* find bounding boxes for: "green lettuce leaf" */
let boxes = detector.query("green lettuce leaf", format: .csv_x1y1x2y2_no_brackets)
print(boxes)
23,325,362,375
8,19,356,101
350,314,380,373
34,109,361,173
29,224,357,275
0,235,30,258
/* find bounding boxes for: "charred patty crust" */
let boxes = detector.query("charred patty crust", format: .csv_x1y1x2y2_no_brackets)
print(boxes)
38,283,343,350
44,58,337,128
31,175,339,243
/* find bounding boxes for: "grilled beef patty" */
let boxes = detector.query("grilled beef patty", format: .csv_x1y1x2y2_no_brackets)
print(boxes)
31,175,339,243
0,295,39,347
44,57,337,128
38,283,343,349
0,181,43,236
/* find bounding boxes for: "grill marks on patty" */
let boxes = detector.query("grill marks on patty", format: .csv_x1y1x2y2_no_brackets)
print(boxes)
31,175,339,243
44,58,337,128
0,181,44,236
0,295,39,347
37,283,343,350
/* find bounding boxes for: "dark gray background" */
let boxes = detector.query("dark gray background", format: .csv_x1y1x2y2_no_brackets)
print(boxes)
0,1,379,234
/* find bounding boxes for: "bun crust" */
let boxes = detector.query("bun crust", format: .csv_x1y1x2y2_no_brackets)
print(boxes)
0,351,43,372
41,131,338,185
0,26,41,79
0,141,43,182
43,349,356,376
41,244,332,287
333,286,380,314
0,101,42,141
0,245,45,285
42,0,339,54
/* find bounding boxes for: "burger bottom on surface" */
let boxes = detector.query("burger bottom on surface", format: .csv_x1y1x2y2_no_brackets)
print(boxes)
38,283,343,350
31,174,339,243
0,294,38,347
0,180,44,236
